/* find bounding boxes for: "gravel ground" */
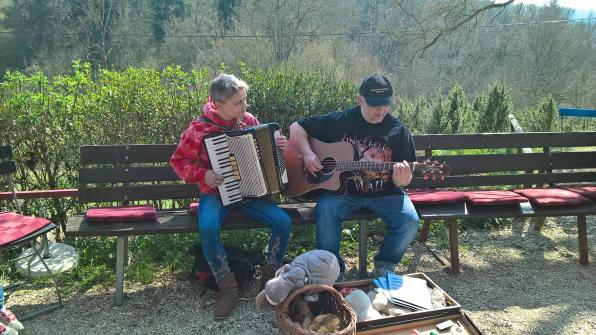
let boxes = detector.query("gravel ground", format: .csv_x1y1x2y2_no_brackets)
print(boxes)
5,216,595,335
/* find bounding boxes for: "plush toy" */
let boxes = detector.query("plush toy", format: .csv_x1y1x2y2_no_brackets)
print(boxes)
256,249,340,308
366,289,406,316
288,294,314,329
344,289,381,322
307,313,343,333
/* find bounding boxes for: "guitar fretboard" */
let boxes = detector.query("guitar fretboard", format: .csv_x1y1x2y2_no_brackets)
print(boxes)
335,161,416,172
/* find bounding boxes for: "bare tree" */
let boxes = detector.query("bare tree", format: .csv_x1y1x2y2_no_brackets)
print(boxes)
390,0,514,59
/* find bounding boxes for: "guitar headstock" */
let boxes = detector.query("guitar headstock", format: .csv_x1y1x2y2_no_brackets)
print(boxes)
413,159,451,181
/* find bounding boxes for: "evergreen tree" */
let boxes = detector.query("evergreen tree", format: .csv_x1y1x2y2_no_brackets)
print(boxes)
478,82,512,132
474,92,490,132
525,95,557,132
428,97,448,134
445,84,472,134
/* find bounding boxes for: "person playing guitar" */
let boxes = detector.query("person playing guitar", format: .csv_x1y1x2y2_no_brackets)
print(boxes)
288,74,419,282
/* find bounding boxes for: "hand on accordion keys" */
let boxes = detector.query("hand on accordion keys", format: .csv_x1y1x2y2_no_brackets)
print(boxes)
274,133,288,150
204,170,225,188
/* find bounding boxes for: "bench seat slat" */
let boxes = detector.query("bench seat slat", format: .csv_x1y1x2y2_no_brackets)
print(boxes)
417,201,596,220
65,205,377,237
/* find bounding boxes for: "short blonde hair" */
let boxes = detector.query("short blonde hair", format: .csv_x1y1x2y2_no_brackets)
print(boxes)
209,73,249,103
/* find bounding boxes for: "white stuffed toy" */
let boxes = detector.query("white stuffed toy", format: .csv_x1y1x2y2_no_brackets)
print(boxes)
344,289,381,322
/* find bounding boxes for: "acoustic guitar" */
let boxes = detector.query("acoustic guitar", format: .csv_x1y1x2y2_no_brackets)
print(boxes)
283,137,450,199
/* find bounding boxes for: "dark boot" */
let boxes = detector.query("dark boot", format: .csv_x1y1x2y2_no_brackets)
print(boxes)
213,274,239,319
259,265,276,290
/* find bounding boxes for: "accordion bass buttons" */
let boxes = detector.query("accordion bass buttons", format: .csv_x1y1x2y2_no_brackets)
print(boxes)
230,155,241,181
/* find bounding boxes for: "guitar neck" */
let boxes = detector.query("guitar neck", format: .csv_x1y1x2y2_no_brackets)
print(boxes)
336,161,417,172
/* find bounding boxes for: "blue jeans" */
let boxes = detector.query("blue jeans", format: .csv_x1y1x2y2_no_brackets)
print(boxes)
0,285,3,309
315,192,419,273
198,194,292,282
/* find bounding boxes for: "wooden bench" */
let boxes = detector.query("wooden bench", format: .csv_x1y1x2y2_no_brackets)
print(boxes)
65,132,595,304
411,131,596,272
65,144,379,305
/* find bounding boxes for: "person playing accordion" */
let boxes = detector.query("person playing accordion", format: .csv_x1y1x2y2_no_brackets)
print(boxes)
170,73,292,319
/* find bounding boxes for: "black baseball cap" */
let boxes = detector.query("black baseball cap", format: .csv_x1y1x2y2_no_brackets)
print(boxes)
358,74,395,107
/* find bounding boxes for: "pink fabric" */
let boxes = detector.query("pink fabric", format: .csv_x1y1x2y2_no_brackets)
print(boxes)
466,190,529,205
188,202,199,216
85,205,158,222
407,189,468,205
556,184,596,199
513,188,590,206
170,96,259,195
0,212,52,247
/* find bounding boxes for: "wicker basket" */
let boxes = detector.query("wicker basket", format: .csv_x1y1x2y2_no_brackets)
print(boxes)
275,284,357,335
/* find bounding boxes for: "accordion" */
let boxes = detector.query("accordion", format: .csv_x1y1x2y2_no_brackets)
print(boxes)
204,123,288,206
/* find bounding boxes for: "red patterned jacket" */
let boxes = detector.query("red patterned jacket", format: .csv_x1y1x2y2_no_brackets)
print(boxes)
170,103,259,195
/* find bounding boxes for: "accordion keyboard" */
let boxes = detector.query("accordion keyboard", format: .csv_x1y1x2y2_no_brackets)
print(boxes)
205,133,267,206
204,134,242,205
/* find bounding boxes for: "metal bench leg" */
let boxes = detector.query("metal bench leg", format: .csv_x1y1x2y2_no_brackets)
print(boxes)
447,219,460,273
19,243,64,321
534,217,547,231
419,219,431,244
577,215,588,265
115,236,127,306
42,234,51,258
359,220,368,279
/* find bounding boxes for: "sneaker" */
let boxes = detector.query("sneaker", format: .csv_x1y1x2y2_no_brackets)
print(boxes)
0,323,18,335
0,310,23,332
371,265,395,278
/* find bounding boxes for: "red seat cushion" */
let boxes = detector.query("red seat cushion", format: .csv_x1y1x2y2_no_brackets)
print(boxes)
0,212,52,247
85,205,157,222
555,184,596,199
513,188,590,206
407,189,468,205
188,202,199,216
466,190,529,205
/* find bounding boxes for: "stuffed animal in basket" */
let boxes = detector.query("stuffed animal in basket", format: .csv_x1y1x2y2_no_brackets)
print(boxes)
255,249,340,308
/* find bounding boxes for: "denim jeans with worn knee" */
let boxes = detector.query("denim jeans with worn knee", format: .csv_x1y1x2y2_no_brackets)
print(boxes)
198,193,292,282
315,192,419,273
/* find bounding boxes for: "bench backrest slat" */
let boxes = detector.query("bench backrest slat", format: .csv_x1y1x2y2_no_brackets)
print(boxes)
414,132,596,149
80,144,177,164
433,151,596,174
79,166,180,183
79,184,198,203
409,171,596,189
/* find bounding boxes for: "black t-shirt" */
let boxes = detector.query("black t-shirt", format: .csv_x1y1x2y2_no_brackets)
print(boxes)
297,106,416,196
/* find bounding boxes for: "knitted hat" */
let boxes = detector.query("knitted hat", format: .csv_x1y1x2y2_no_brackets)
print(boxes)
261,250,340,306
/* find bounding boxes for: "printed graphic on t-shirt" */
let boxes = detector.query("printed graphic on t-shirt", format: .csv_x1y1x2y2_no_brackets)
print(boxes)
341,135,392,193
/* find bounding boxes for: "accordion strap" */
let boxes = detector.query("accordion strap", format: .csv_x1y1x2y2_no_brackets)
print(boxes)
200,115,239,132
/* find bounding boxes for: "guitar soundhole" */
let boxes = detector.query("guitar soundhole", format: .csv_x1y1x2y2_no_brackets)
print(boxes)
320,157,336,174
306,157,336,184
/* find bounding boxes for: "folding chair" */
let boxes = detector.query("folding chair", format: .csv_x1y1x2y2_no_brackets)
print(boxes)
0,145,63,320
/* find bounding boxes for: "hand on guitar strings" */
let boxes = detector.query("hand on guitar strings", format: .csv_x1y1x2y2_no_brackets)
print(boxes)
392,160,413,187
205,170,225,188
303,152,323,177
